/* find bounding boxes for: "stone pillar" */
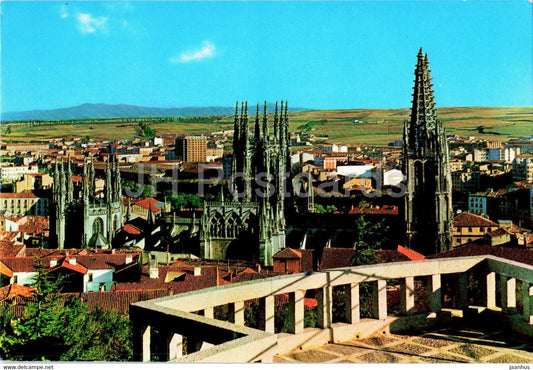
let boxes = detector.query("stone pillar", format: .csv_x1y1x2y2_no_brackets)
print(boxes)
372,280,387,320
204,307,214,319
142,325,151,362
486,272,496,308
317,286,333,329
522,282,533,324
260,296,275,333
427,274,441,313
288,290,305,334
344,283,360,324
228,301,245,326
500,276,516,314
455,273,469,309
168,333,183,361
401,277,415,315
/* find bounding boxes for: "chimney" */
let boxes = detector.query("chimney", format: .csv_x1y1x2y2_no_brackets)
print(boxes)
69,257,76,265
125,255,133,264
50,258,57,267
193,266,201,276
149,266,159,279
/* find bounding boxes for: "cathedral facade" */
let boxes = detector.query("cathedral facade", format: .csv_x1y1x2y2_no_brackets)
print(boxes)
200,101,291,265
402,48,453,255
51,156,124,249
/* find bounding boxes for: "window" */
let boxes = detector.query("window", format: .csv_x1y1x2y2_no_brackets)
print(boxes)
487,228,492,232
13,276,18,284
99,283,106,292
480,227,484,232
88,273,93,282
468,227,472,232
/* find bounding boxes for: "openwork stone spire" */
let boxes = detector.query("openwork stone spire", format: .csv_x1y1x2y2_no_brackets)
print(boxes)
406,47,439,156
402,48,453,255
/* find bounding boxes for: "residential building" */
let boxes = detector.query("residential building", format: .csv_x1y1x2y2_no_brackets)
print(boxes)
0,165,39,182
175,136,207,162
0,191,49,216
452,212,498,247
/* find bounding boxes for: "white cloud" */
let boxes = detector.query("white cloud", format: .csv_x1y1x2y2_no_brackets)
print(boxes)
60,6,69,19
76,13,108,34
171,41,216,64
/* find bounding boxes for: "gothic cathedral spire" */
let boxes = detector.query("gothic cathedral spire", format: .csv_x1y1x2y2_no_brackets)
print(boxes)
402,48,453,255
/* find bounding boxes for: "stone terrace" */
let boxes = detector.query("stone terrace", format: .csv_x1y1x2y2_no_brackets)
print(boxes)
130,255,533,363
275,325,533,363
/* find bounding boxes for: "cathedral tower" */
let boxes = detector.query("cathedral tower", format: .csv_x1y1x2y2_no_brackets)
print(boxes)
402,48,453,255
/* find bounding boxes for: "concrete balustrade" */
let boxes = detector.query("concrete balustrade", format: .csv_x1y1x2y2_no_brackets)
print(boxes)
400,277,415,315
344,283,360,324
427,274,441,313
288,290,305,334
486,272,497,308
523,282,533,324
317,286,333,328
500,276,516,313
130,255,533,363
204,307,214,319
259,296,275,333
229,301,245,326
372,280,387,320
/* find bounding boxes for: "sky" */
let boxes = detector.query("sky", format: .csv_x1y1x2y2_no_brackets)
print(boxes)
1,1,532,112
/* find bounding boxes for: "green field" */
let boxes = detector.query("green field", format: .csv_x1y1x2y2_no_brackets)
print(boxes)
2,107,532,146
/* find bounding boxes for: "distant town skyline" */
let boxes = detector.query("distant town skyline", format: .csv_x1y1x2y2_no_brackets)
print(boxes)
2,1,532,113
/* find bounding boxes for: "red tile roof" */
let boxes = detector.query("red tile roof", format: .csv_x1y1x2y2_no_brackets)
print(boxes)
0,240,24,257
134,198,162,213
453,212,498,227
430,243,533,266
123,224,142,235
397,246,425,261
48,258,88,275
273,248,302,260
0,191,39,199
0,284,36,301
320,248,357,270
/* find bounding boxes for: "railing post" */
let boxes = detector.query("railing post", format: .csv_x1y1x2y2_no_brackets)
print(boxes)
522,282,533,324
260,296,275,333
427,274,441,313
400,277,415,315
168,333,183,361
455,273,469,309
317,286,333,329
142,325,151,362
486,272,496,308
500,276,516,314
204,307,214,319
372,279,387,320
345,283,360,324
228,301,245,326
288,290,305,334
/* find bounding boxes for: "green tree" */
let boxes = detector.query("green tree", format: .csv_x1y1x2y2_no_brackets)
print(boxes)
142,184,154,198
0,260,133,361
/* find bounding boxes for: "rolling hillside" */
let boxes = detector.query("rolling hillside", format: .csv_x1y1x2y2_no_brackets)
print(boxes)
2,106,531,146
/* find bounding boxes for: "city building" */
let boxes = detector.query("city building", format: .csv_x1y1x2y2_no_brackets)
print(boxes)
0,191,49,216
452,212,498,247
175,136,207,162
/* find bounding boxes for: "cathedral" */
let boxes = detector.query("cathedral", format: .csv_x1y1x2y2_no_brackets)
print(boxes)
402,48,453,255
200,101,292,266
50,156,124,249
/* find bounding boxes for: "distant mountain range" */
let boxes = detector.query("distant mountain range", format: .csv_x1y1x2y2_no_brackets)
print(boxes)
1,103,309,121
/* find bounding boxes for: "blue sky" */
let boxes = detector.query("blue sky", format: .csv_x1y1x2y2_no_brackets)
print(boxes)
1,1,532,112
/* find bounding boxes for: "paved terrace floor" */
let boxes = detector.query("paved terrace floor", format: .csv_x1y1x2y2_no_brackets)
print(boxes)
274,325,533,363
